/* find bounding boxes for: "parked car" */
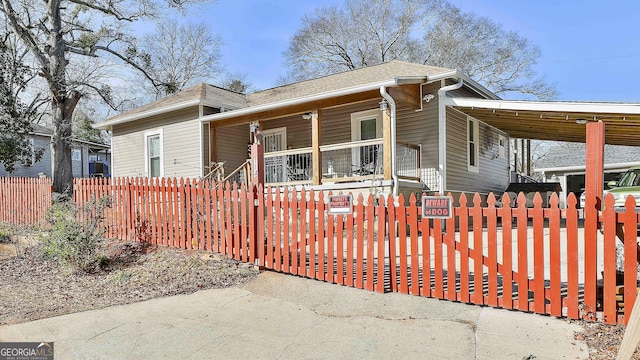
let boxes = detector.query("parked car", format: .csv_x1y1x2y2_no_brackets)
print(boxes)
605,166,640,210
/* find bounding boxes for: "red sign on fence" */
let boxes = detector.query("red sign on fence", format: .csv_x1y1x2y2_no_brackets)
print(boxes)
328,195,353,215
421,196,452,218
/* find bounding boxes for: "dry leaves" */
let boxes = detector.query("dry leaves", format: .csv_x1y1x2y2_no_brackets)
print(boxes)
0,242,259,326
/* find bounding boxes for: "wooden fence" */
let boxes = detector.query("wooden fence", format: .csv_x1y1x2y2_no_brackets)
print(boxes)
0,177,52,225
2,177,639,325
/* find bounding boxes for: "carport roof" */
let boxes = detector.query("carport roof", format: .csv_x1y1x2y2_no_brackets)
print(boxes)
445,97,640,146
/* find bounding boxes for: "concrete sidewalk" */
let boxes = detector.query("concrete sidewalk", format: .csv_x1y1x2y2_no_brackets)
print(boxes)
0,272,588,359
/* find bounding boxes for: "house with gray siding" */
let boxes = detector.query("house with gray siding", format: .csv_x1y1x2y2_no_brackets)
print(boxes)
97,60,512,204
0,124,111,178
534,142,640,207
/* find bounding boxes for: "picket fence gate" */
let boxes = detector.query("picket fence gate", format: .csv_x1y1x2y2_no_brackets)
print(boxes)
1,176,638,325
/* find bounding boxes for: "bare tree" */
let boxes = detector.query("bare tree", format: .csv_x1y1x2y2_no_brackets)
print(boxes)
282,0,556,99
138,19,223,99
418,4,557,99
282,0,442,83
0,0,207,193
219,72,254,93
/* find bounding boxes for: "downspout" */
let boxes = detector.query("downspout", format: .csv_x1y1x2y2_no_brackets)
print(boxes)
437,79,463,195
380,86,398,196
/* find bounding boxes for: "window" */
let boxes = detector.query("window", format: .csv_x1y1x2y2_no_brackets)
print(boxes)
467,117,479,172
350,109,382,142
72,149,81,161
145,130,163,177
498,135,506,158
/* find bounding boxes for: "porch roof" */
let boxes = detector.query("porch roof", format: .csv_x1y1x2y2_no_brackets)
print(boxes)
200,60,497,127
445,97,640,146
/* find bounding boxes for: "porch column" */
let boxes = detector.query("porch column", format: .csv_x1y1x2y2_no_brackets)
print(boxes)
583,120,604,319
311,110,322,185
209,126,217,164
382,107,392,180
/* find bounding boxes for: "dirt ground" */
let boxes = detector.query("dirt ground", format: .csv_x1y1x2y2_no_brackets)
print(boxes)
0,238,259,326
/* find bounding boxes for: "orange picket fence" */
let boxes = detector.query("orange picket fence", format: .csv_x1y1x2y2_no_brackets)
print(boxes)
0,177,52,225
1,177,636,325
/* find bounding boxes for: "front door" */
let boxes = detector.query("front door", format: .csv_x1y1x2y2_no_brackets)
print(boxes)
351,110,382,175
263,127,287,182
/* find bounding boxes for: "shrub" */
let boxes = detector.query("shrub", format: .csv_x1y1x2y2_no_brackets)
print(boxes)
38,196,112,273
0,224,12,243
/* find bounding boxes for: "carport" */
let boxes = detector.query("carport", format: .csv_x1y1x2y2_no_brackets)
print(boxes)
444,97,640,316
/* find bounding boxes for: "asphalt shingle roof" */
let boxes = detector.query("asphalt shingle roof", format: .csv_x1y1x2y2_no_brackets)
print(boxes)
535,142,640,169
244,60,454,106
104,83,247,124
99,60,456,127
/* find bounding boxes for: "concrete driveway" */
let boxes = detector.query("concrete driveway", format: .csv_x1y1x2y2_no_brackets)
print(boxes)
0,271,588,359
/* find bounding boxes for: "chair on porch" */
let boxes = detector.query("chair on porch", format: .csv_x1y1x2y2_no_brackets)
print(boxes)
287,153,310,181
352,146,380,176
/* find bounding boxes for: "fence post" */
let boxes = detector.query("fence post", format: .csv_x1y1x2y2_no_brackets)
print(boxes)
583,120,605,319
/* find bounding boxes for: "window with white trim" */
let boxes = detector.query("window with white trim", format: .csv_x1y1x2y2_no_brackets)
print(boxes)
145,130,163,177
350,109,382,141
467,116,479,172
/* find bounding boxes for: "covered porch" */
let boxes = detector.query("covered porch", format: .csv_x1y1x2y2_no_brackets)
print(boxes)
204,84,430,196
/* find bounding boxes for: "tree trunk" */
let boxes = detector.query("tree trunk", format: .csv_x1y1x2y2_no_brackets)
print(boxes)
51,100,74,194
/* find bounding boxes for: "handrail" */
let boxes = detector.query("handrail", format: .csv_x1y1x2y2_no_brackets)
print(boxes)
264,147,313,158
319,138,383,152
203,162,225,182
222,159,251,185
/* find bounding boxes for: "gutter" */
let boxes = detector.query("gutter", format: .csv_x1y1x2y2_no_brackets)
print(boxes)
380,86,399,196
437,79,464,195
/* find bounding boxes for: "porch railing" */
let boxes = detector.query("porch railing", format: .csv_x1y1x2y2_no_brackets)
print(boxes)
262,139,422,185
396,141,420,181
264,147,313,185
320,139,383,182
223,159,251,185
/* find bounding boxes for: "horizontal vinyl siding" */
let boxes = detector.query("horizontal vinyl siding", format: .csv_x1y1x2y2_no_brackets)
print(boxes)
263,115,312,148
446,108,509,194
259,100,382,147
111,108,201,178
396,83,440,168
0,135,52,177
322,100,380,145
216,125,249,174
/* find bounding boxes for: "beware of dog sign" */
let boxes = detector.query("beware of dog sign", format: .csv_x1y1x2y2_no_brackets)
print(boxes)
421,196,453,219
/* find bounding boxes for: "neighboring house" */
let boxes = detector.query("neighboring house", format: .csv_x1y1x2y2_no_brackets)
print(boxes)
0,124,111,178
96,60,510,203
534,142,640,207
96,60,640,205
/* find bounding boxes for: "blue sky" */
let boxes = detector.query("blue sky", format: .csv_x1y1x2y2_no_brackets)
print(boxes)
186,0,640,102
